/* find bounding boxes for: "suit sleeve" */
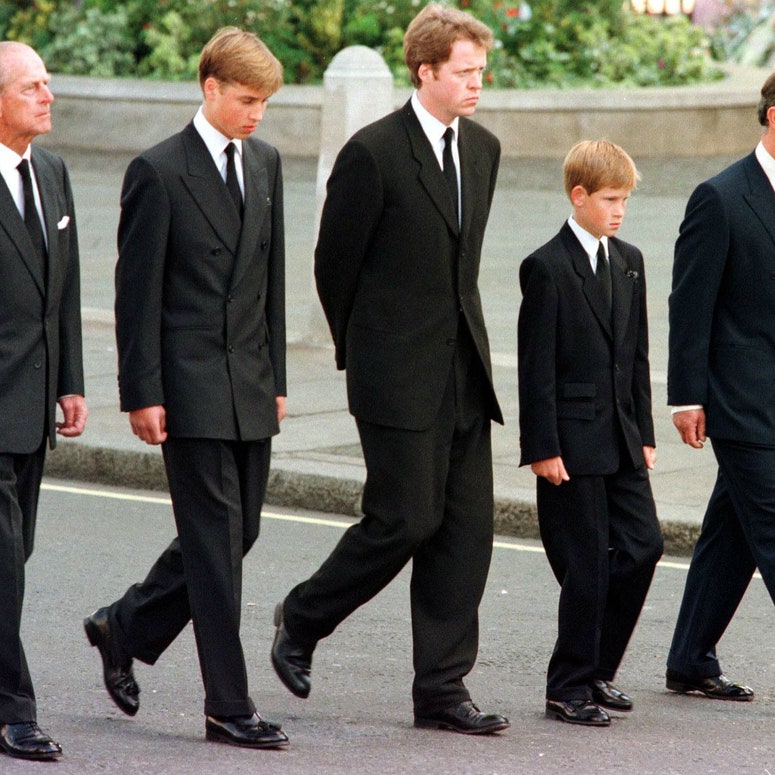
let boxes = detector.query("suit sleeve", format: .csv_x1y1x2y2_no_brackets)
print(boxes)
518,255,561,464
115,156,170,412
667,181,729,406
56,160,85,398
314,139,384,369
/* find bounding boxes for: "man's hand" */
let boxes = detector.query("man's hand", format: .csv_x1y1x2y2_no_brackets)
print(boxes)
531,456,570,486
129,405,167,445
673,408,706,449
276,396,286,423
643,445,656,470
56,395,88,437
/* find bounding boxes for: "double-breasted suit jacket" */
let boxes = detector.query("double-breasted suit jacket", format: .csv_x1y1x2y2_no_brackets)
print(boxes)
0,146,83,453
518,222,654,474
315,100,502,429
116,122,286,439
109,121,286,719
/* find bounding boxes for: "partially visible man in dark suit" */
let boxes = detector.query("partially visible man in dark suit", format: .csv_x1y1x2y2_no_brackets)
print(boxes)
270,3,508,735
83,28,288,749
664,72,775,703
518,140,663,727
0,41,87,761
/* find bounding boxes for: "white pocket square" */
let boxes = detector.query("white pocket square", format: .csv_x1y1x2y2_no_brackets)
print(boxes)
57,215,70,230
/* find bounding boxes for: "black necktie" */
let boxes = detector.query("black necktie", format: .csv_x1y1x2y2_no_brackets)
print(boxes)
17,159,47,274
596,241,611,313
443,127,459,224
224,142,243,219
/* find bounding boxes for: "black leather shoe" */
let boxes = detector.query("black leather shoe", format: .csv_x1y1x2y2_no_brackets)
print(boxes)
591,679,633,712
545,699,611,726
414,701,510,735
271,601,313,699
666,669,754,701
84,607,140,715
0,722,62,760
205,713,289,749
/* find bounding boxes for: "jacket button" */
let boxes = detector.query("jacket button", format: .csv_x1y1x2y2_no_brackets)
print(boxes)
261,240,269,250
211,247,222,255
33,362,42,370
228,345,235,353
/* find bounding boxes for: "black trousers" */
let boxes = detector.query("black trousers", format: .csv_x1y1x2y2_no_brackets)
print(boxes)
667,438,775,679
0,442,46,722
283,333,495,716
110,437,271,718
537,462,662,701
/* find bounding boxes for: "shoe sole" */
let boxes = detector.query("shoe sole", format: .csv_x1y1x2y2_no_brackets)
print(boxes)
0,745,62,761
205,728,289,749
545,708,610,726
665,679,754,701
592,698,633,713
414,718,510,735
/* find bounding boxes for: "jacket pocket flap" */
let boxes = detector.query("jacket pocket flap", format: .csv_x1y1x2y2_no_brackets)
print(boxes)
562,382,597,399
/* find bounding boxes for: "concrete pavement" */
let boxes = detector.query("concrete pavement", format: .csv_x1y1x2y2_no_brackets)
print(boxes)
44,147,743,554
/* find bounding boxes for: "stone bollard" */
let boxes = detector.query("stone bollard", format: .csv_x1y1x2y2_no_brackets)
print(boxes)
308,45,394,343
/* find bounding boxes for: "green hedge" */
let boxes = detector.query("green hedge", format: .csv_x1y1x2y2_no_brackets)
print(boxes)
2,0,723,87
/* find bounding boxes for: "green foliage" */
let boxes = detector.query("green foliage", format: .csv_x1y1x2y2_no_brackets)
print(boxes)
1,0,723,88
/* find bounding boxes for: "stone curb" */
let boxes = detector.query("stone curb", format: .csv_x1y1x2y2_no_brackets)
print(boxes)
45,443,699,557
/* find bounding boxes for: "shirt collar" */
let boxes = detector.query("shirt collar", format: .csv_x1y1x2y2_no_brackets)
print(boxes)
755,141,775,192
0,141,30,177
411,91,459,147
568,215,607,259
193,107,243,166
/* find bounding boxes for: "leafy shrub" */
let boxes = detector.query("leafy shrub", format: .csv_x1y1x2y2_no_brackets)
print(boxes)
2,0,723,88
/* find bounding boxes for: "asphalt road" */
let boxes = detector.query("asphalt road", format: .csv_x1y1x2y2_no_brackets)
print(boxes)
8,478,775,774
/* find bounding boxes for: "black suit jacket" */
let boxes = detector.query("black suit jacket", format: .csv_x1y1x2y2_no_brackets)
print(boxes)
115,122,286,440
668,151,775,444
518,223,654,475
0,146,83,453
314,100,502,431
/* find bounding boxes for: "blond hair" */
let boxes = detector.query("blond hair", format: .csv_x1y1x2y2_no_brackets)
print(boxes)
563,140,640,197
199,27,283,95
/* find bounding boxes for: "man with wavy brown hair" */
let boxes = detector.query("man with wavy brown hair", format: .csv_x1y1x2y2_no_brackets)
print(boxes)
271,4,509,735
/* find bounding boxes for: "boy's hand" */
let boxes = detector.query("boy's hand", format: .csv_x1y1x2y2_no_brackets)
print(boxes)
643,445,656,470
531,456,570,486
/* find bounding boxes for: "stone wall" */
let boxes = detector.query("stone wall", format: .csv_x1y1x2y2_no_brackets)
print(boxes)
39,64,768,159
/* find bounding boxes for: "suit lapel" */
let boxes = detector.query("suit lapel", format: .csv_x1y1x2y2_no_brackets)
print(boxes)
180,124,241,255
401,102,459,236
0,159,45,294
563,224,612,339
230,140,268,290
743,152,775,250
458,120,483,239
609,241,634,347
32,150,63,298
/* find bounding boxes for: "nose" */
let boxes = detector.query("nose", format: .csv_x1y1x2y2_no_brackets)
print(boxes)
469,71,483,90
41,85,54,104
251,102,267,123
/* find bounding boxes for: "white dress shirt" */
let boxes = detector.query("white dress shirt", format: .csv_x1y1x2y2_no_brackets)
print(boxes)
0,141,47,244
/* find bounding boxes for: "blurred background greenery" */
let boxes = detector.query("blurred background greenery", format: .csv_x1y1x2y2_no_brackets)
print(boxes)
1,0,772,87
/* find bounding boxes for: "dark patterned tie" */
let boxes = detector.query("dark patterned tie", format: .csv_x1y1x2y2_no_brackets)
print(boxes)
443,127,459,225
225,142,243,219
596,241,611,314
17,159,47,275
